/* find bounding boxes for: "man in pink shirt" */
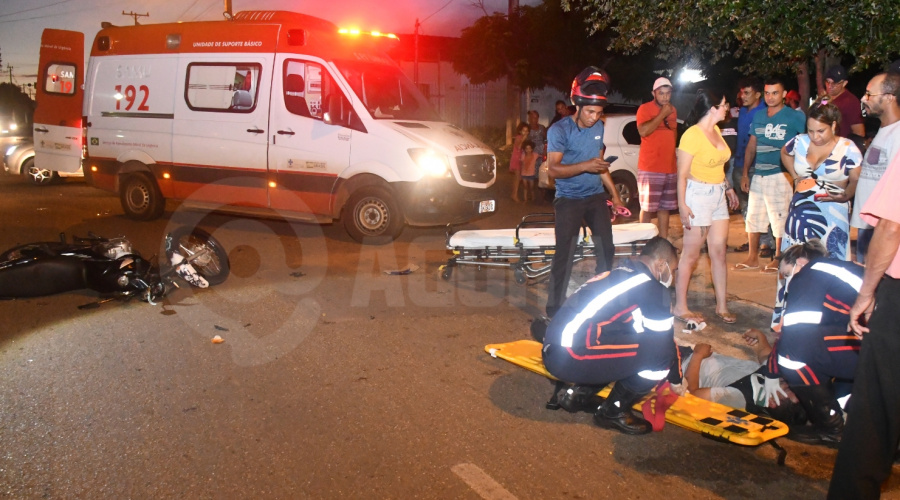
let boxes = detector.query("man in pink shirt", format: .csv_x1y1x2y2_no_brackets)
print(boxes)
829,134,900,497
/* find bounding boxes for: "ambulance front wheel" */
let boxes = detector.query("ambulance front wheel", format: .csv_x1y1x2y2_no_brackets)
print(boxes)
120,172,165,221
342,186,404,243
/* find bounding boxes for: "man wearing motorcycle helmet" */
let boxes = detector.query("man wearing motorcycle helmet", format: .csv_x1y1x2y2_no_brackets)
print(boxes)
544,66,627,318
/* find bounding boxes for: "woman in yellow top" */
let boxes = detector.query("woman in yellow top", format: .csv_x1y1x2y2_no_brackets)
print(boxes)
673,90,740,324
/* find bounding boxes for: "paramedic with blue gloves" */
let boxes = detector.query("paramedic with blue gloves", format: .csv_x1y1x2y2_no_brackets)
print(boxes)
545,66,627,318
761,240,862,445
542,236,679,435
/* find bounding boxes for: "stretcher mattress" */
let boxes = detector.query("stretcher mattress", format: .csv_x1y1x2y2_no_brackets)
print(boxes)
485,340,789,446
449,222,658,248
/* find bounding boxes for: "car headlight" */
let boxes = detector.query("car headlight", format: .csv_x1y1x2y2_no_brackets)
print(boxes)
408,148,451,178
5,145,17,156
9,123,16,131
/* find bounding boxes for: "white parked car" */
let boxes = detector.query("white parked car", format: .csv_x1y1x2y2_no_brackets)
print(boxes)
4,140,83,186
602,111,686,212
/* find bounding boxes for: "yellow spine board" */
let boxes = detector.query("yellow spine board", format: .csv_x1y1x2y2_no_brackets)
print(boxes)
485,340,789,446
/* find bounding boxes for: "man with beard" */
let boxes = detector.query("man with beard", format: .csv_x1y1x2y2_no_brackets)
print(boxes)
851,72,900,264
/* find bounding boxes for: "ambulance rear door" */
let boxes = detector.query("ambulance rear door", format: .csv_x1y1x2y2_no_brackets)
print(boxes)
34,29,84,173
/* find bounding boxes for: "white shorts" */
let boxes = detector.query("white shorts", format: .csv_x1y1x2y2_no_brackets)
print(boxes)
746,173,792,237
684,179,730,227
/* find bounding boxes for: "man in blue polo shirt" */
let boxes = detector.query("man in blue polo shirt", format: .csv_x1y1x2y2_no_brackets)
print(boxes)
545,67,626,318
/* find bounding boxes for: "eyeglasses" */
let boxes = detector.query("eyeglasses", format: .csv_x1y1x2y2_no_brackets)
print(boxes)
864,91,891,99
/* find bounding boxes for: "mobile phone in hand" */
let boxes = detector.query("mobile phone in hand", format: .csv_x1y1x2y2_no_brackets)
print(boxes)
604,156,618,164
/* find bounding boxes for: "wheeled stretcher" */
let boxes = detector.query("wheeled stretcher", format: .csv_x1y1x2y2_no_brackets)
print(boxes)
439,213,659,284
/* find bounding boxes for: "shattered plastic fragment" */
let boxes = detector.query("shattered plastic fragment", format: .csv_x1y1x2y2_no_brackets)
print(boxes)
211,335,224,344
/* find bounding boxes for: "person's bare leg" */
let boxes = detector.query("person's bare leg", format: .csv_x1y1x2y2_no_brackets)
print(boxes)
708,219,732,317
512,172,521,202
640,210,655,224
673,224,706,321
658,209,670,239
736,232,761,268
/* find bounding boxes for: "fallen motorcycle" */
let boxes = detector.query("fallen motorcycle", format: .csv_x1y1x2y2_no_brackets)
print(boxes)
0,227,229,307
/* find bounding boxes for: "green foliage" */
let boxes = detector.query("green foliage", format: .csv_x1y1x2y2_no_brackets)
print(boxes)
451,0,663,100
567,0,900,76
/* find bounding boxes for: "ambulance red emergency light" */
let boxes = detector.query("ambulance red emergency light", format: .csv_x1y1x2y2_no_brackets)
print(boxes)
34,11,497,242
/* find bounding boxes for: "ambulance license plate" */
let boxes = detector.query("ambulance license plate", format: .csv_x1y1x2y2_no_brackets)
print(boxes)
479,200,496,213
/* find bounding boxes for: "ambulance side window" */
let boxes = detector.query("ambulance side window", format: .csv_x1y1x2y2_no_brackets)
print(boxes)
44,63,77,95
185,63,261,113
283,60,345,121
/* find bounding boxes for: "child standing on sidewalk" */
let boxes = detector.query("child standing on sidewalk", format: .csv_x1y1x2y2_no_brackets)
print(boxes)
520,140,538,202
510,123,529,202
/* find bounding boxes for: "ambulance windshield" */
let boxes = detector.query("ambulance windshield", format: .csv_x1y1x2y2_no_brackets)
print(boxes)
337,61,440,121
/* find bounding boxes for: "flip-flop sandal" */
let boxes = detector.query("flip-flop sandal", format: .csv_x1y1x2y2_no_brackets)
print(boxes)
716,312,737,324
732,263,759,271
761,264,779,274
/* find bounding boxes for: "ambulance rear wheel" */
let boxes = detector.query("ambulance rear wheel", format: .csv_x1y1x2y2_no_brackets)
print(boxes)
342,186,404,243
120,172,165,221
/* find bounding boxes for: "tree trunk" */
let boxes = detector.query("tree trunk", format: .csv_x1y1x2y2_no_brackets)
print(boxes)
506,78,520,145
797,60,811,112
814,48,827,98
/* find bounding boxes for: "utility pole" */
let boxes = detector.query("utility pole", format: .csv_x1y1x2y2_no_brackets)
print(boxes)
6,64,12,84
122,10,149,25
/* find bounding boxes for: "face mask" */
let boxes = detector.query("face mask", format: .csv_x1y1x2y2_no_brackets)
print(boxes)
659,261,673,288
783,263,799,293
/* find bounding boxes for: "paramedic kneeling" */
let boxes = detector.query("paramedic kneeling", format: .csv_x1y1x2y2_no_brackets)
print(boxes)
542,236,678,435
545,66,627,318
761,240,862,445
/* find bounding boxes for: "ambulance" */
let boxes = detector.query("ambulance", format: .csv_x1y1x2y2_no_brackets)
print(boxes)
34,11,497,242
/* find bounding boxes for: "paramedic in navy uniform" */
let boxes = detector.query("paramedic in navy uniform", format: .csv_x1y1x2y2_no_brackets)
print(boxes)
542,236,679,435
545,67,627,318
760,240,862,445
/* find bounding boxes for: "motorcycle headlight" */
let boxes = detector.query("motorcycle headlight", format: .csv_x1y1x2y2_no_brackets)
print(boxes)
408,148,451,178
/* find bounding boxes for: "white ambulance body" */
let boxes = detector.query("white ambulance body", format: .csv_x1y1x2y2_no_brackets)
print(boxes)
34,11,496,241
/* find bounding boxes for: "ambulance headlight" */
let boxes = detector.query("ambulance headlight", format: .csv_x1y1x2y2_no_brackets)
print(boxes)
408,148,451,177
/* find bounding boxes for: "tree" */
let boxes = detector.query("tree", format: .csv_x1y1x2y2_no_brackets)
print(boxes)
452,0,662,99
565,0,900,106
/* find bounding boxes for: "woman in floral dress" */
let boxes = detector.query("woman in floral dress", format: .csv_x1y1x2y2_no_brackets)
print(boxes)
771,99,862,329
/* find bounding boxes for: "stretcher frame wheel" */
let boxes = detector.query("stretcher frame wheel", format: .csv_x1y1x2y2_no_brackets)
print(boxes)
513,266,526,285
439,264,453,281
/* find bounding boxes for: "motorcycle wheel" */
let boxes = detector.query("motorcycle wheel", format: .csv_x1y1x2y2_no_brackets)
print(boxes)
166,227,230,286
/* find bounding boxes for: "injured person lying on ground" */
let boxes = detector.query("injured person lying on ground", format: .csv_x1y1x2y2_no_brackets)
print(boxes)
680,330,808,429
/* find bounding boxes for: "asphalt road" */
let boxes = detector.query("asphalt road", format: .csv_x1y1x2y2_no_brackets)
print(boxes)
0,173,898,499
